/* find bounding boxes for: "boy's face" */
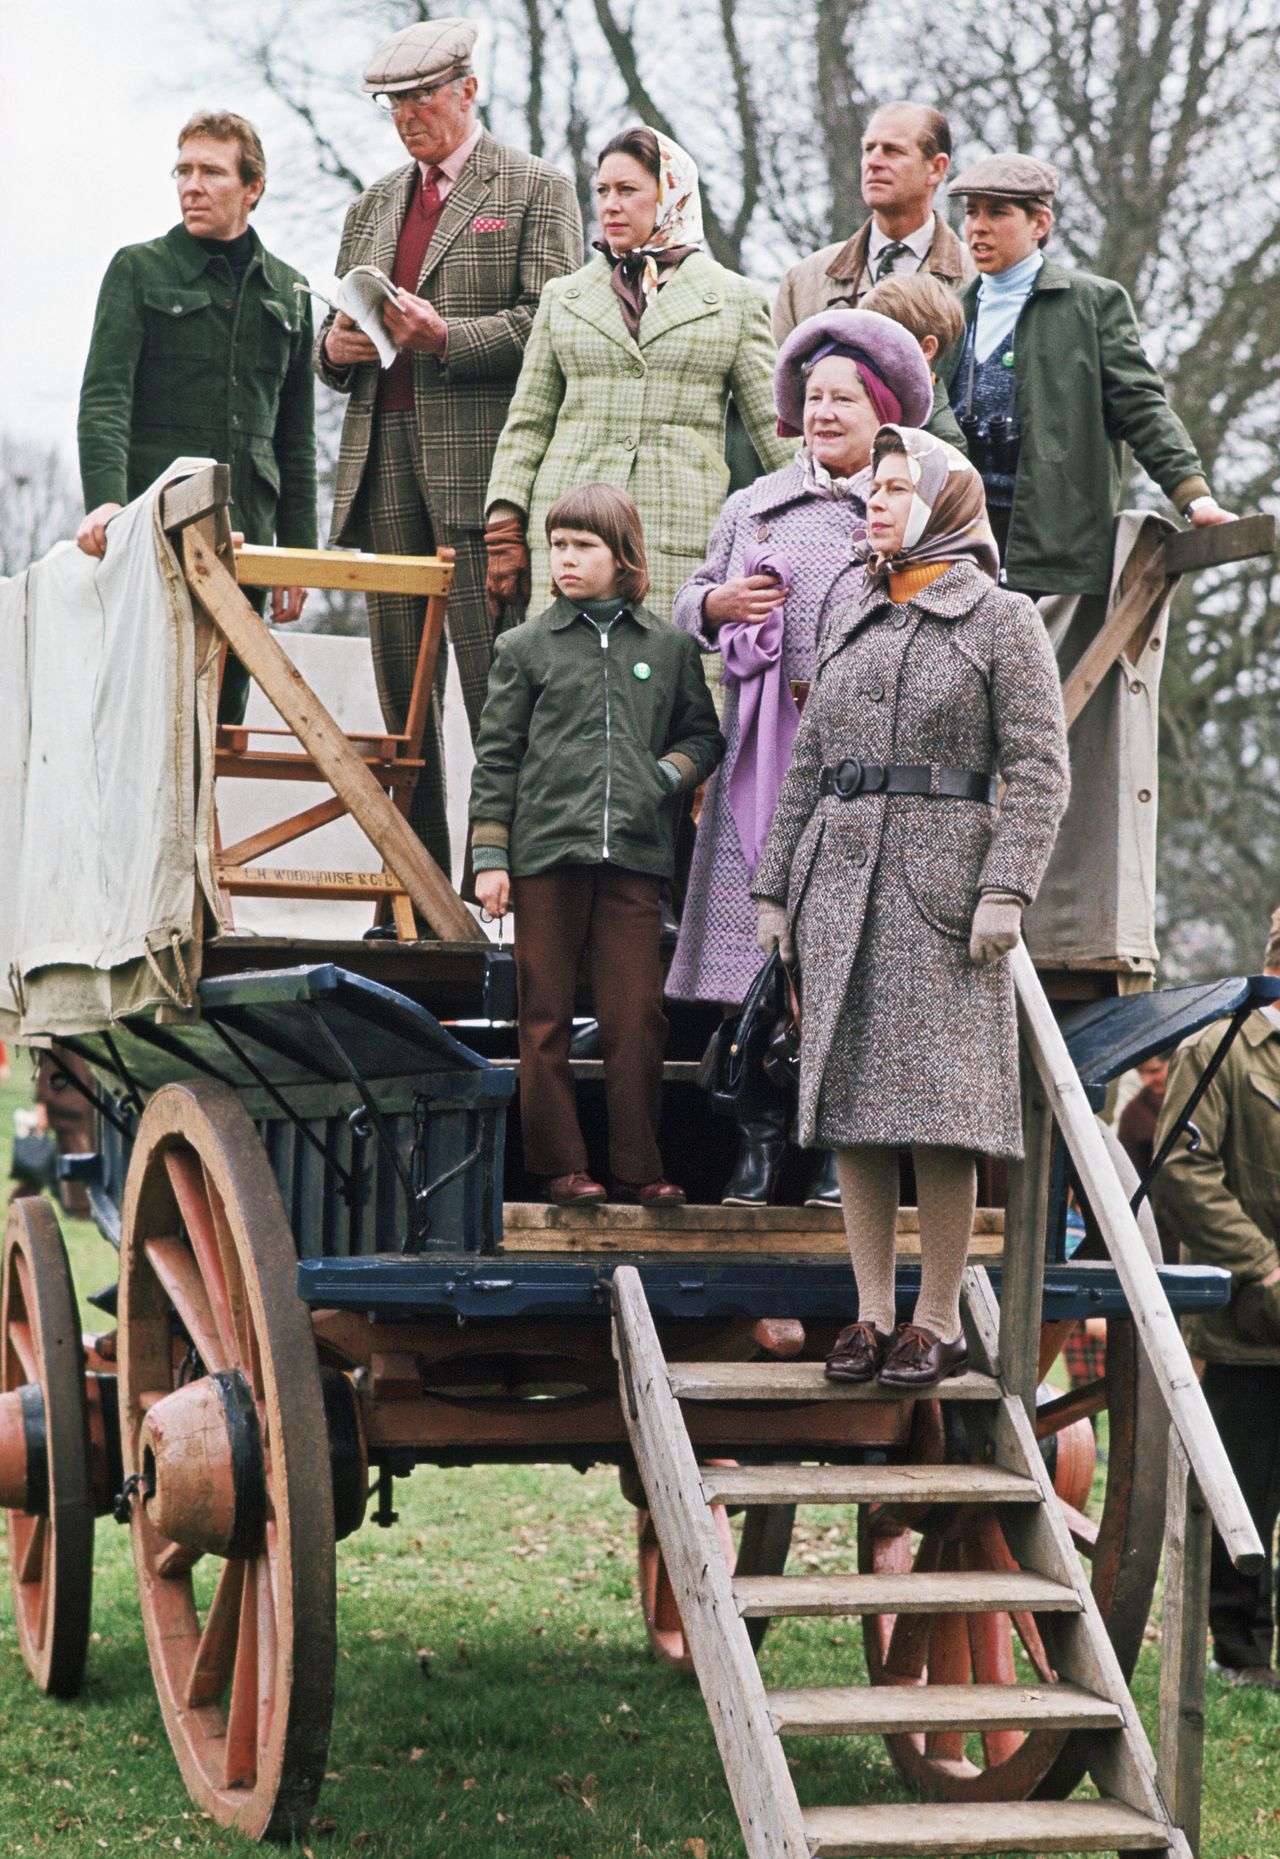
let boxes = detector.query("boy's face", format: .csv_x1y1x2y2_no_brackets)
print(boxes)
549,528,621,602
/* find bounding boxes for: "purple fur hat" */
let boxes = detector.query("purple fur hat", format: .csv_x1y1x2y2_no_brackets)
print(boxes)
774,307,933,436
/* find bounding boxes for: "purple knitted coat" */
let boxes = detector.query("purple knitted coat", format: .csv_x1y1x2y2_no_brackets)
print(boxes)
667,460,869,1005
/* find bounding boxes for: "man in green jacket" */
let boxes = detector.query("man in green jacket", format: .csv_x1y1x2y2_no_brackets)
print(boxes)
77,111,317,720
942,153,1231,595
1151,909,1280,1690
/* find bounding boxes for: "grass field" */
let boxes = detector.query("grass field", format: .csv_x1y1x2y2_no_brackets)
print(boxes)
0,1064,1276,1858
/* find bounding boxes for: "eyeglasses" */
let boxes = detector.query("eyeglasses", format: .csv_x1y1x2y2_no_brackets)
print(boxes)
372,73,462,112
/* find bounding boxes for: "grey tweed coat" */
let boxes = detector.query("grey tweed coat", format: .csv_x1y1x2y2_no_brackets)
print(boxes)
752,560,1069,1156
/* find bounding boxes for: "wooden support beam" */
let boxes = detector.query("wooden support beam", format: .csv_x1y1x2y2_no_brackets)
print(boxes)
217,796,348,868
1009,941,1264,1573
182,527,483,944
1161,511,1275,576
234,543,454,597
999,1057,1054,1415
160,464,231,533
1157,1438,1210,1856
213,866,405,900
1061,520,1169,728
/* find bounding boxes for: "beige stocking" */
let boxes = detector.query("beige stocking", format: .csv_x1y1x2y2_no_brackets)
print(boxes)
911,1145,978,1344
835,1146,900,1335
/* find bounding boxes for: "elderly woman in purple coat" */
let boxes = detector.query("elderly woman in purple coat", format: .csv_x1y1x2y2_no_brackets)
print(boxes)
667,309,932,1205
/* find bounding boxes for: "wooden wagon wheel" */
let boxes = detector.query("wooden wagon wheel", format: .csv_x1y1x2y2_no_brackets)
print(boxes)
118,1078,336,1841
637,1471,795,1671
0,1197,94,1697
858,1123,1167,1803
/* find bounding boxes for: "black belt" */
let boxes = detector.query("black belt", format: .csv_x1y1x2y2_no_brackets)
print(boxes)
819,760,998,805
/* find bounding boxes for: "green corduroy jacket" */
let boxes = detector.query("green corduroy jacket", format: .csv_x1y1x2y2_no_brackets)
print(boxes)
941,260,1209,596
78,222,317,547
469,596,723,879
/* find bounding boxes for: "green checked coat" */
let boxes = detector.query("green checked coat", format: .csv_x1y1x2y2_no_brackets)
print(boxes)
315,132,583,541
485,250,795,619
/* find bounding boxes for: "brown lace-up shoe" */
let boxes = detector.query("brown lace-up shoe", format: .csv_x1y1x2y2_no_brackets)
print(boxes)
877,1323,968,1390
613,1179,686,1207
825,1322,893,1383
545,1172,607,1207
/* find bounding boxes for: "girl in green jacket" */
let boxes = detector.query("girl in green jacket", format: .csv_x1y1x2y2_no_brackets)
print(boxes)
470,483,723,1209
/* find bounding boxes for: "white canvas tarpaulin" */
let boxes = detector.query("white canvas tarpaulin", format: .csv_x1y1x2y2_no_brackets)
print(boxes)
1024,511,1177,974
0,463,220,1038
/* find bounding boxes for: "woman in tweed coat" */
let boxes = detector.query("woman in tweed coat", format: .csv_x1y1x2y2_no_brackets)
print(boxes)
754,425,1069,1388
484,128,793,621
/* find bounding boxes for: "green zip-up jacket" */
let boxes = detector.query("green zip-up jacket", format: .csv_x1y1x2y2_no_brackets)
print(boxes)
941,260,1210,597
1150,1010,1280,1366
469,596,723,879
77,222,317,547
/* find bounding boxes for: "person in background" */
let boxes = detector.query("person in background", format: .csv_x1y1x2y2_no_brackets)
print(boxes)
76,110,315,722
1151,908,1280,1692
485,126,792,635
469,484,722,1210
942,152,1232,585
1116,1051,1170,1183
861,270,967,449
315,18,583,878
666,311,933,1209
773,103,974,341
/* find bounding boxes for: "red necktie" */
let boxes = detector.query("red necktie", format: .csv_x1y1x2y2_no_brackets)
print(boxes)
381,167,446,411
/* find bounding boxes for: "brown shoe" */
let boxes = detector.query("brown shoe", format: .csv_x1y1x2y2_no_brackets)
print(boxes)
615,1179,686,1207
825,1322,892,1383
877,1323,968,1390
545,1172,607,1207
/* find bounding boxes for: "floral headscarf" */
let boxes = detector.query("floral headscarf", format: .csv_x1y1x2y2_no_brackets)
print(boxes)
598,130,705,337
861,424,1000,581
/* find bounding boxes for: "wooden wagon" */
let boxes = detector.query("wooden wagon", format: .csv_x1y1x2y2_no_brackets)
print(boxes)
0,466,1274,1857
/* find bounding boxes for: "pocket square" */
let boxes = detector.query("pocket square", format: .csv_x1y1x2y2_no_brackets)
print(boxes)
472,216,507,232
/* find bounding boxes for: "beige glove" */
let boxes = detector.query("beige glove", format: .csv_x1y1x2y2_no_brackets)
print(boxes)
756,900,795,964
970,890,1024,966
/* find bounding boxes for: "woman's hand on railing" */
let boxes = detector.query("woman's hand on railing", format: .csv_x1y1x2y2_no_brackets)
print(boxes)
970,891,1024,965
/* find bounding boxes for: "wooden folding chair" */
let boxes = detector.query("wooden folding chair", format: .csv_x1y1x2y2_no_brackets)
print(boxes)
160,464,483,946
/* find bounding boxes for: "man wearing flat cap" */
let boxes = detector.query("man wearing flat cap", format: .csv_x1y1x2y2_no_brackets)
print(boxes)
316,18,582,878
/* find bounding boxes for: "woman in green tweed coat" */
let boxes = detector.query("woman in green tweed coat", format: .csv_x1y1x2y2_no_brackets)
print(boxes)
484,127,794,622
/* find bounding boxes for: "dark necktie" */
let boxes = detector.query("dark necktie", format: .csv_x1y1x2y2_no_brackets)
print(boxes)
381,168,446,412
875,241,913,281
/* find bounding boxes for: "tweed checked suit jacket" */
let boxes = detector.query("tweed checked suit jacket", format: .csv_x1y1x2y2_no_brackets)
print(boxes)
316,132,583,541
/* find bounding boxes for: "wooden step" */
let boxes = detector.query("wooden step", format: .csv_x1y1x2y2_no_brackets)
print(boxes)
801,1798,1168,1855
767,1680,1122,1737
504,1202,1004,1259
668,1362,1002,1402
733,1570,1080,1618
702,1464,1039,1507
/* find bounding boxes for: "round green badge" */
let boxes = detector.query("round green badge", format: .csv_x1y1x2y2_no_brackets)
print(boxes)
1001,350,1015,368
633,661,652,680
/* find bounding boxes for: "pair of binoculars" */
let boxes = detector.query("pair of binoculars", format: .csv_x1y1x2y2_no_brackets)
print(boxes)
958,412,1022,476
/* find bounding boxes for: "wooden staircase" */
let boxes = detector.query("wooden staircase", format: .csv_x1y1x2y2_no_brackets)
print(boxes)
611,1262,1186,1859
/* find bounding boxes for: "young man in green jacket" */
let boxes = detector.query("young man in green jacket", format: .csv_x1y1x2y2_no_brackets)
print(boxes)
1151,909,1280,1691
941,152,1231,594
76,111,317,720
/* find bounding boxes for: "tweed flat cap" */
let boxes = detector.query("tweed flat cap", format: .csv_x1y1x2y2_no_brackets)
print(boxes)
362,18,477,94
948,153,1059,201
774,309,933,433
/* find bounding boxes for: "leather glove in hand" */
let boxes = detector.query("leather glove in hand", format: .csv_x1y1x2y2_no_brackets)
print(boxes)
484,515,531,622
756,900,795,965
970,891,1024,966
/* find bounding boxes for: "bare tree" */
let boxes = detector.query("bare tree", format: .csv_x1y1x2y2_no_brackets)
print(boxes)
0,436,81,578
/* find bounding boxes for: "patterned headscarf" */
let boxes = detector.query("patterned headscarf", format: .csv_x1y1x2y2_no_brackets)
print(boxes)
861,424,1000,581
598,131,705,337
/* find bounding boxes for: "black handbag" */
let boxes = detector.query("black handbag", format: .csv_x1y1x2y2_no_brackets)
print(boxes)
482,917,518,1022
696,950,797,1115
761,961,802,1092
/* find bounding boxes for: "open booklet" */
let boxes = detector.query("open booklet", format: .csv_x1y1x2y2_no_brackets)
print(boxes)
294,266,400,369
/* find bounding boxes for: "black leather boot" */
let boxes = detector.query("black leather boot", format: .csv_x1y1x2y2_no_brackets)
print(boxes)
722,1077,789,1206
803,1147,843,1207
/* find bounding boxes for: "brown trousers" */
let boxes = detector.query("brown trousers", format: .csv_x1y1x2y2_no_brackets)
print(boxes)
512,865,667,1184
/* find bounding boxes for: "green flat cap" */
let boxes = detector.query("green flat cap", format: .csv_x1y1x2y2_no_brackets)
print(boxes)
948,152,1059,201
362,18,478,94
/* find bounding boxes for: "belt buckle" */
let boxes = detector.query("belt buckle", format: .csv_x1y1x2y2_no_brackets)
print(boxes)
833,758,863,798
